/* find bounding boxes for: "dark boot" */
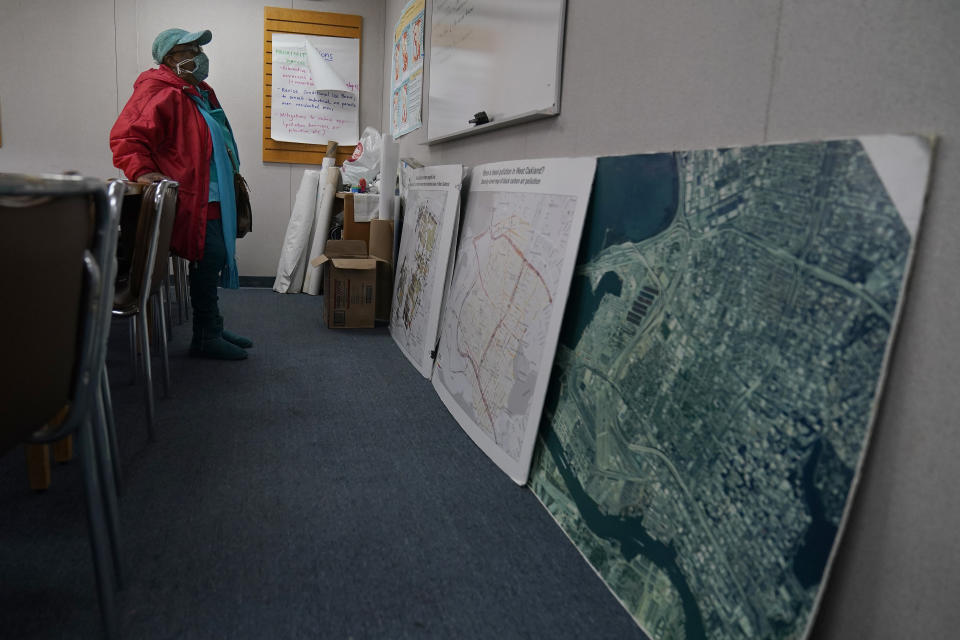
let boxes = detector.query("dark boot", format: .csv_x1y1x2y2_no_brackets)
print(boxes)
219,316,253,348
190,316,247,360
187,220,245,360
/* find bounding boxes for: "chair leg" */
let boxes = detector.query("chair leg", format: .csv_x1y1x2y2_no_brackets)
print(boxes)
26,444,51,491
171,257,181,325
101,369,122,497
179,257,190,322
93,386,124,589
138,311,156,441
164,259,174,337
156,289,171,398
53,436,74,462
78,418,119,640
128,316,137,384
149,298,159,352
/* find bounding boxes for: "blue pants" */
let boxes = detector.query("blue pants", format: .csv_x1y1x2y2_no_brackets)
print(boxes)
189,218,226,331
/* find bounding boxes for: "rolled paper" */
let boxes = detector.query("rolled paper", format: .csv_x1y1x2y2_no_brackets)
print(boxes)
379,134,400,220
303,165,340,295
273,169,321,293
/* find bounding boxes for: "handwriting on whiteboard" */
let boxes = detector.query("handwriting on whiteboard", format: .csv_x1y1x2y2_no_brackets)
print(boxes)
432,0,476,64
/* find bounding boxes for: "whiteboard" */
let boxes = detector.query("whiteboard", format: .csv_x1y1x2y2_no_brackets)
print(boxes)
427,0,566,144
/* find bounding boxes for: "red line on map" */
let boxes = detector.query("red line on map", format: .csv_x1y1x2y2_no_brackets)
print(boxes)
480,270,522,370
488,230,553,304
472,234,492,301
455,290,495,427
452,225,555,432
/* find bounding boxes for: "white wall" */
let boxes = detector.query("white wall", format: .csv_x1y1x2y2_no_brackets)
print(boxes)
0,1,119,176
381,0,960,638
0,0,385,278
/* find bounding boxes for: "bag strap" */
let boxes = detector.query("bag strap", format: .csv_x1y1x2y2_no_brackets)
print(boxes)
225,147,239,173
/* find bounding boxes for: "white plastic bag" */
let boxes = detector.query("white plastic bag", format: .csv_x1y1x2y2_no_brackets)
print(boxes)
340,126,382,187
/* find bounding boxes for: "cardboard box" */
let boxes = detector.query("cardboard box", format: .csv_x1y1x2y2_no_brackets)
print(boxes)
368,219,394,264
339,193,394,254
369,219,395,323
338,198,396,324
339,192,370,249
310,240,385,329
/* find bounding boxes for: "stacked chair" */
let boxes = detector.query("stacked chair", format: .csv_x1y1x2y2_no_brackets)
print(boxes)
0,173,126,639
112,181,178,438
171,255,190,325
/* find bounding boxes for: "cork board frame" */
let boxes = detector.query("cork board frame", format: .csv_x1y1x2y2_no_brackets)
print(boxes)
263,7,362,164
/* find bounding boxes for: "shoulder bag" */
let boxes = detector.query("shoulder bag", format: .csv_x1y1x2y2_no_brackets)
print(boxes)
226,147,252,238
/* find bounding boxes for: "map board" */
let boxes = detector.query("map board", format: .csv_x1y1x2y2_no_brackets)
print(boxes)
390,165,464,378
432,157,596,484
527,137,932,639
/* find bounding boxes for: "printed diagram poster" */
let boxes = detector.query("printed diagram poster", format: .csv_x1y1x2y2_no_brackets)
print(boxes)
391,0,424,138
391,165,464,378
432,157,597,484
527,137,932,639
271,33,360,145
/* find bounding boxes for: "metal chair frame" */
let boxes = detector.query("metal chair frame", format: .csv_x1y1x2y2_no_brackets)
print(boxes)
112,180,178,438
171,255,190,324
0,173,126,639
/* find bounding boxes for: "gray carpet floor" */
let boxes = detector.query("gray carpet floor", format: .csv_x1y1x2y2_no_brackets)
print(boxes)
0,288,647,639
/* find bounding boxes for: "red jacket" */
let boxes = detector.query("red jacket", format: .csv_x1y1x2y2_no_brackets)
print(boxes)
110,66,222,261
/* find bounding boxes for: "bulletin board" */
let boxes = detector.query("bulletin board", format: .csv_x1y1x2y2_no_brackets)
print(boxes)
263,7,362,164
427,0,566,144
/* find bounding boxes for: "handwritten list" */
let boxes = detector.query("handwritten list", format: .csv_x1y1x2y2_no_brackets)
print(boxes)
271,33,360,145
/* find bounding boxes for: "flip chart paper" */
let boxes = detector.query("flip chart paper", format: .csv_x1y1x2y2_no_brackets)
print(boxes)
271,33,360,145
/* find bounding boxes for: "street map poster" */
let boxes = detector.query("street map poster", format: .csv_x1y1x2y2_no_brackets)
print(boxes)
391,165,464,378
432,157,596,484
527,137,933,639
391,0,424,138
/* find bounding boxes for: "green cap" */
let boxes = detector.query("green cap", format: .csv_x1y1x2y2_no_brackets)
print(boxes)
152,28,212,64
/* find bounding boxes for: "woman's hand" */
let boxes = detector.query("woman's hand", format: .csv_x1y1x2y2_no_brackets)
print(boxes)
136,172,169,184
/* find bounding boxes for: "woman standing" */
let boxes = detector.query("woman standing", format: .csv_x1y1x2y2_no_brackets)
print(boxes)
111,27,251,360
